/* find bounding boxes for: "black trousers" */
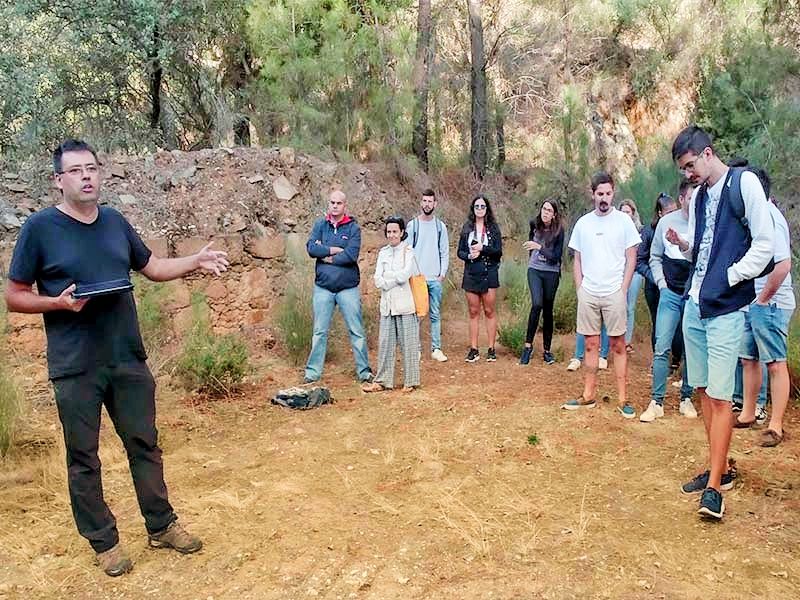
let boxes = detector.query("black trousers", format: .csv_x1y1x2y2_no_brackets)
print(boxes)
644,282,684,365
526,268,560,350
53,361,175,553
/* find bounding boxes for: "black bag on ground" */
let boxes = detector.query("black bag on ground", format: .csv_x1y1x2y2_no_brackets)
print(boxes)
272,386,332,410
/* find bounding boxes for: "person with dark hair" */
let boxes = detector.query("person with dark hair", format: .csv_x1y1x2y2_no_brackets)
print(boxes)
519,200,564,365
304,190,372,384
640,185,696,423
457,194,503,362
363,217,422,392
407,188,450,362
5,139,230,576
668,125,773,520
636,193,678,354
562,171,641,418
735,168,794,447
619,199,644,353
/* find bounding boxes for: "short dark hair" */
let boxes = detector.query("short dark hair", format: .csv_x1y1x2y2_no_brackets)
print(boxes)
421,188,436,199
671,125,713,162
590,171,614,192
53,139,99,173
384,216,408,241
749,166,771,200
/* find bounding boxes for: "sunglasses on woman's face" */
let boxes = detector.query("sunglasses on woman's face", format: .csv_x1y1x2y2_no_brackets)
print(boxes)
474,204,487,209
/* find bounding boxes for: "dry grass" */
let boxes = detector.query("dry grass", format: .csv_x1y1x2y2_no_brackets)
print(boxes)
0,327,799,599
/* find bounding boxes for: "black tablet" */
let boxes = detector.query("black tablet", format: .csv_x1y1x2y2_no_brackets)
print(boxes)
72,279,134,299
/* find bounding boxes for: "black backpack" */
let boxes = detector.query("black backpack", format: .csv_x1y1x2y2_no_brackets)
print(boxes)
726,167,775,279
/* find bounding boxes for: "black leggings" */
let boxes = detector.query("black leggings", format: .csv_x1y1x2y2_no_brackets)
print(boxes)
526,268,560,350
644,282,684,365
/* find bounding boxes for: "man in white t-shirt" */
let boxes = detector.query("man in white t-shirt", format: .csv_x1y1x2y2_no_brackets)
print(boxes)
562,171,641,418
736,167,795,447
407,189,450,362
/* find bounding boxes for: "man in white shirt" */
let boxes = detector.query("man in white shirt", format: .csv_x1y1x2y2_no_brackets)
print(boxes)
562,172,641,418
736,167,795,447
407,189,450,362
667,126,773,521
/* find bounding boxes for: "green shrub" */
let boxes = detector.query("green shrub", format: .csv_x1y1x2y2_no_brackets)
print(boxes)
176,294,249,395
133,274,170,354
276,278,314,366
554,271,578,334
0,298,21,456
789,311,800,401
498,260,530,355
0,363,21,456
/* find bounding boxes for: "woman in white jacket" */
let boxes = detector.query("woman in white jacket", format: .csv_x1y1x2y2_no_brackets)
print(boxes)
362,217,421,392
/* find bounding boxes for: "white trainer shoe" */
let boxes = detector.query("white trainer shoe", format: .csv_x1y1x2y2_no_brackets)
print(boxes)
598,357,608,370
431,349,448,362
639,401,664,423
679,397,698,418
567,358,581,371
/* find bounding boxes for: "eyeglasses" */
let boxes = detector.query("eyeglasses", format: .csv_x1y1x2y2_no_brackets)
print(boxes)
474,204,487,209
59,165,99,177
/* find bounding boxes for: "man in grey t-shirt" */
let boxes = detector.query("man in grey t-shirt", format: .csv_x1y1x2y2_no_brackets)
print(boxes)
407,189,450,362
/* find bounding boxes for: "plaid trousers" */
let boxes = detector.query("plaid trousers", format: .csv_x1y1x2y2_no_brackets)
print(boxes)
374,314,421,389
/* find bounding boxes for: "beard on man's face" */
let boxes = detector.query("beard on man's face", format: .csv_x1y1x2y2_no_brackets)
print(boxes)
422,206,435,215
597,200,610,212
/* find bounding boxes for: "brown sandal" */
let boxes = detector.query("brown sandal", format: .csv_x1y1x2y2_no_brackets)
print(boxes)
733,417,756,429
760,429,784,447
361,381,386,393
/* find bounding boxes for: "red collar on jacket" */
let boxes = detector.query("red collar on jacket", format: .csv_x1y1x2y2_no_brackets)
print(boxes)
326,213,352,226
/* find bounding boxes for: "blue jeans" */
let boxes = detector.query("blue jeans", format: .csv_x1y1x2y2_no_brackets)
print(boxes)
305,285,371,381
651,288,692,404
732,359,768,407
425,279,443,351
574,325,609,360
625,272,643,344
682,300,744,401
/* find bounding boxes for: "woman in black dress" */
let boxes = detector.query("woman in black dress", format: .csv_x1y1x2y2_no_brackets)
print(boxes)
457,194,503,363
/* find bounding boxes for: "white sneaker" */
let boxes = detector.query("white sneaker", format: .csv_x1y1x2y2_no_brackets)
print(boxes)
598,357,608,370
679,398,698,419
639,401,664,423
431,349,448,362
567,358,581,371
755,406,768,425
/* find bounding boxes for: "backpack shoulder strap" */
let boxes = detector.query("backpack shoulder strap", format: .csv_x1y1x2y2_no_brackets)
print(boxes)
410,217,419,247
729,167,747,227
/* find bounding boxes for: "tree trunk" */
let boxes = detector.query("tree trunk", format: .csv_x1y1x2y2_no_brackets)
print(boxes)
149,24,163,131
412,0,433,171
495,103,505,171
468,0,488,180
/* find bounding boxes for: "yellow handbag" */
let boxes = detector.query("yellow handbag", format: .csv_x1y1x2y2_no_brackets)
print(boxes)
406,250,429,317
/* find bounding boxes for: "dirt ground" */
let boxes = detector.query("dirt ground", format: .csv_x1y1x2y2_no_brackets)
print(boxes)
1,320,799,600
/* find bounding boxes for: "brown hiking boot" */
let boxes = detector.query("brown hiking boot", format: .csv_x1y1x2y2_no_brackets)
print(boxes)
95,543,133,577
148,521,203,554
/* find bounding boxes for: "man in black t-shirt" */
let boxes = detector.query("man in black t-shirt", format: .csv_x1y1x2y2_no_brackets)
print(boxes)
4,139,229,577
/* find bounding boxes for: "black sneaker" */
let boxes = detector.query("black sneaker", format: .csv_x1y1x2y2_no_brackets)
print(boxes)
698,487,725,520
543,351,556,365
519,347,533,365
732,402,743,413
680,467,737,494
465,348,480,363
486,348,497,362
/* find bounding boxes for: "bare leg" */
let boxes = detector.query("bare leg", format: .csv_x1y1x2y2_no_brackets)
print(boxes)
706,392,733,490
483,288,498,348
609,334,628,407
466,292,481,349
581,335,600,402
740,358,762,422
766,361,790,436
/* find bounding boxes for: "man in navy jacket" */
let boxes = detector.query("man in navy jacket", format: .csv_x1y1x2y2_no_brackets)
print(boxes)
667,126,773,521
304,190,372,383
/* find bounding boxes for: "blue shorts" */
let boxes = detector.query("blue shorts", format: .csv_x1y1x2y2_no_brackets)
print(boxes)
740,303,793,363
682,300,744,402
